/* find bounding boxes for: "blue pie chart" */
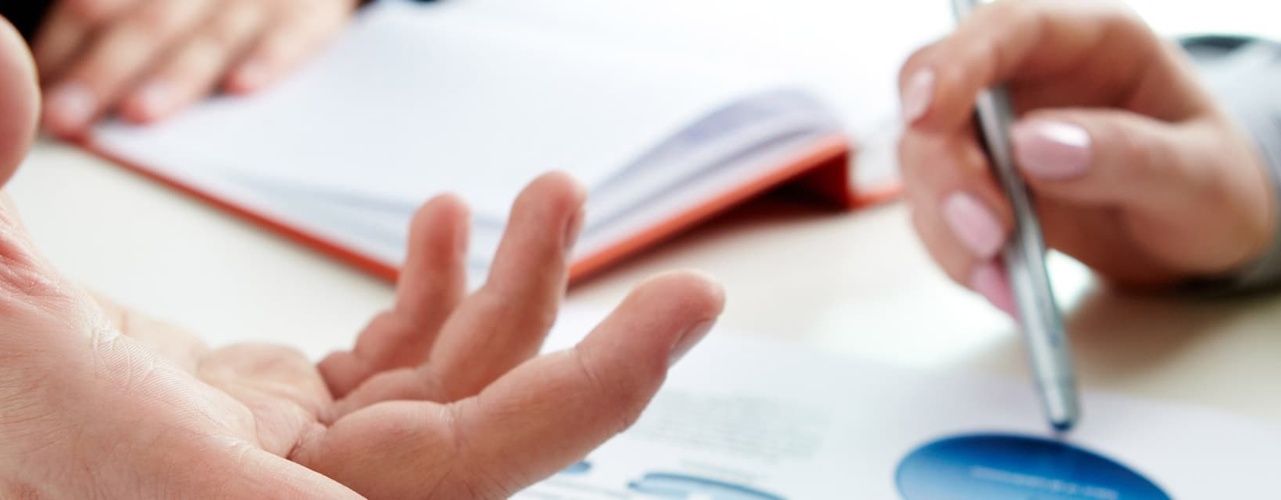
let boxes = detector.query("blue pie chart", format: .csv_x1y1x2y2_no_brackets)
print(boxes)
896,434,1170,499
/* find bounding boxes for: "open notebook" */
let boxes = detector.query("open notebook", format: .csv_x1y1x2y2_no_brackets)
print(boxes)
85,0,954,282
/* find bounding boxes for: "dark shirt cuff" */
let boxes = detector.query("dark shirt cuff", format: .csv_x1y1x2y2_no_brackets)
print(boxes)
1181,35,1281,293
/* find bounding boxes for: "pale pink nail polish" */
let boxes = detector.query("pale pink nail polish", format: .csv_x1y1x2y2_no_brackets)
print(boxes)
1011,120,1092,180
943,192,1005,259
970,262,1017,317
901,69,936,123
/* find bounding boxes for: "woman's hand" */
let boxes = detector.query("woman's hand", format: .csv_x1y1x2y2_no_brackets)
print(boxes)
897,0,1275,311
35,0,362,136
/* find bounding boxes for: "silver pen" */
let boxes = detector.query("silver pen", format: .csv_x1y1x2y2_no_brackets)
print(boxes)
950,0,1081,432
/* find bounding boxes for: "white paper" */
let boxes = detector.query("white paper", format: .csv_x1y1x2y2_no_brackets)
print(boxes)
94,0,790,222
453,0,957,190
524,307,1281,498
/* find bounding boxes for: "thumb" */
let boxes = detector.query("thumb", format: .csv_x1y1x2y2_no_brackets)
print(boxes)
0,18,38,188
1009,109,1228,211
1010,108,1274,275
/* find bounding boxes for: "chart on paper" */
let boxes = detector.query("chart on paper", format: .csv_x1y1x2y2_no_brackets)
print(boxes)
519,308,1281,499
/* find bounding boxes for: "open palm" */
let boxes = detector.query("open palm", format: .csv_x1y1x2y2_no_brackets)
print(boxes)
0,173,723,498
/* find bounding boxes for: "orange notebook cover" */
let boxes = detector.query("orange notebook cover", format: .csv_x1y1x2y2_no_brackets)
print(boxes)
81,0,908,285
83,133,896,285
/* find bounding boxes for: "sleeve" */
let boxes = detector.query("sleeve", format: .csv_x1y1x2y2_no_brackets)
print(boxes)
1180,35,1281,291
0,0,54,41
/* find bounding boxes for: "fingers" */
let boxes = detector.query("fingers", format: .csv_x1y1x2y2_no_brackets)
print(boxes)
326,173,586,414
295,271,725,499
318,194,470,398
895,0,1261,295
117,0,268,122
421,171,586,401
190,440,362,499
900,123,1015,312
32,0,139,80
903,100,1273,298
1012,110,1213,210
0,18,39,187
224,0,358,94
1011,109,1273,274
37,0,360,134
898,0,1193,132
445,272,723,489
42,0,215,136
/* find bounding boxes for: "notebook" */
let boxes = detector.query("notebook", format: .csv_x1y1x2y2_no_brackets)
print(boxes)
82,0,955,283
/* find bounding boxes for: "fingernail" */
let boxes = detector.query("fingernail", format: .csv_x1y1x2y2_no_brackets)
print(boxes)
563,207,585,253
901,68,935,123
46,83,96,133
943,192,1005,259
1011,120,1092,180
135,81,173,120
970,261,1018,317
670,320,716,367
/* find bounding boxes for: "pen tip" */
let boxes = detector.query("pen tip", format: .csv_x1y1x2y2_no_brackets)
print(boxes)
1051,420,1075,434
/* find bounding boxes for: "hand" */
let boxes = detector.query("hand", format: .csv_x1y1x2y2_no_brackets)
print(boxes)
897,0,1275,311
34,0,362,137
0,19,726,497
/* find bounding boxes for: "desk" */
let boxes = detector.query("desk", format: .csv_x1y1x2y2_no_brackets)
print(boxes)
12,138,1281,425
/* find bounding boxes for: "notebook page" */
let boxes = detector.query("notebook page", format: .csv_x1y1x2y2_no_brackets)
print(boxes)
454,0,957,193
92,0,791,222
461,0,1277,196
221,89,844,285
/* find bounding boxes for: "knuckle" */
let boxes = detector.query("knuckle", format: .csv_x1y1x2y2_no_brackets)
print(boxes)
974,0,1046,74
1100,1,1149,32
996,0,1040,27
121,2,185,40
1110,120,1161,180
899,132,960,197
203,3,263,48
572,349,646,435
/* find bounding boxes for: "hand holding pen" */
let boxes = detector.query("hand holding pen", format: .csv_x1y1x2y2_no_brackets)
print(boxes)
895,0,1276,428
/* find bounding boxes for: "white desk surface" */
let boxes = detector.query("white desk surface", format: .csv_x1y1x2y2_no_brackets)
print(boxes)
12,138,1281,426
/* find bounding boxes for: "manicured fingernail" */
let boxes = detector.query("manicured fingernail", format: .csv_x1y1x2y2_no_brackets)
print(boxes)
1012,120,1092,180
135,81,173,120
901,68,935,123
970,262,1017,317
670,320,716,367
46,83,96,133
943,192,1005,259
